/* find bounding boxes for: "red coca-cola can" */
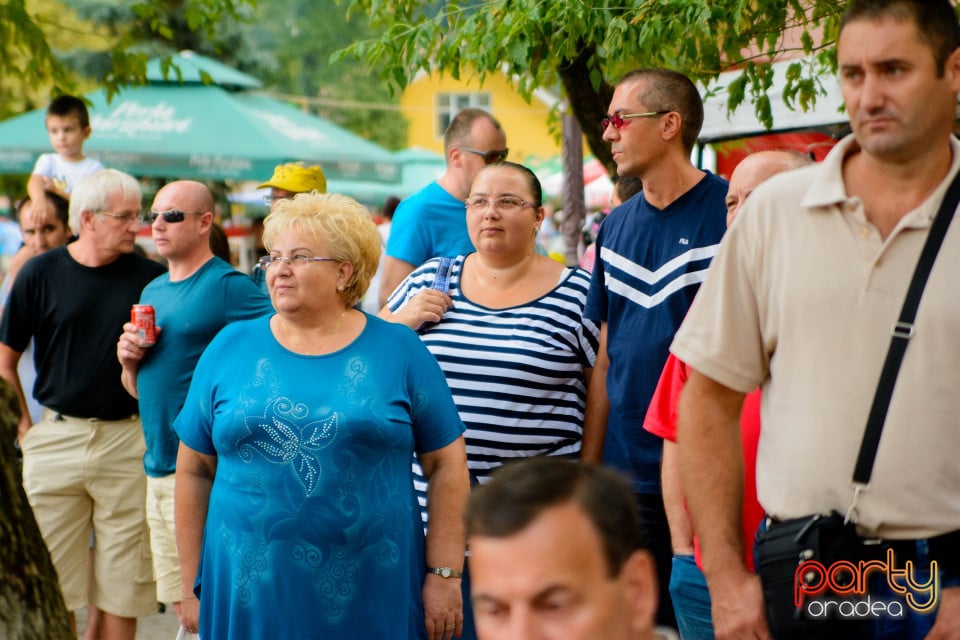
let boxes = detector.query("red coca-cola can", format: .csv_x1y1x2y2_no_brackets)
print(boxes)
131,304,157,346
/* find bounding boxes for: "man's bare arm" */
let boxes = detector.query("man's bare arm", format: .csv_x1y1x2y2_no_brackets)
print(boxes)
26,175,62,218
678,369,769,640
662,440,695,554
580,323,609,463
0,343,30,439
378,256,415,309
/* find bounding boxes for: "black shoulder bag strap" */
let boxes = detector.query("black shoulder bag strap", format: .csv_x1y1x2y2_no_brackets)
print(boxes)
849,168,960,501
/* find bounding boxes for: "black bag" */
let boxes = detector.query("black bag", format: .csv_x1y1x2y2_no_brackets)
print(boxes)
756,512,866,639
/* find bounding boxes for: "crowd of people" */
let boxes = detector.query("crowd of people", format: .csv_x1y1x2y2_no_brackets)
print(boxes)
2,1,959,639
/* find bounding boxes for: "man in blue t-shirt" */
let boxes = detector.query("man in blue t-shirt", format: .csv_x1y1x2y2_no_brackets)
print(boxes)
378,108,508,308
582,68,728,631
117,181,272,624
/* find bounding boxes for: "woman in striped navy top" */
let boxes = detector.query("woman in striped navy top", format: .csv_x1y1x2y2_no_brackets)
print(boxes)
384,162,600,638
386,161,600,486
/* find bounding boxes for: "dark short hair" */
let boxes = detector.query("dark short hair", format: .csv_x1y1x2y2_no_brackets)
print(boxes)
47,95,91,129
475,161,543,207
466,458,642,578
614,175,643,203
842,0,960,76
209,222,231,263
443,108,504,155
14,198,29,220
618,69,704,153
382,196,401,221
16,191,70,228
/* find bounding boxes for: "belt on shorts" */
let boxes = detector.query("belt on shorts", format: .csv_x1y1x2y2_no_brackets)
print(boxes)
49,410,139,423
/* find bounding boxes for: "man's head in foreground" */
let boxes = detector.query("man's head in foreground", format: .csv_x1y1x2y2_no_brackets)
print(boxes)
467,458,659,640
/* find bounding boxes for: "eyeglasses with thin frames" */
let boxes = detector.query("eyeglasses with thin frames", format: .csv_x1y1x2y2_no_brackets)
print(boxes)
459,146,510,165
147,210,203,224
94,210,141,224
601,111,670,131
258,255,339,270
465,195,535,212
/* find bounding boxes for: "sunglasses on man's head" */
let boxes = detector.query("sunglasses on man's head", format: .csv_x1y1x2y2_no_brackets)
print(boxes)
459,146,510,165
147,210,203,224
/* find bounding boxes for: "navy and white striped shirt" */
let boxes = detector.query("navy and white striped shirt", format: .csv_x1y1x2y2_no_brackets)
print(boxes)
584,171,728,492
388,255,600,522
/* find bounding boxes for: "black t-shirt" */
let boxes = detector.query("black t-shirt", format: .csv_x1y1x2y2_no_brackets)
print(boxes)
0,246,166,419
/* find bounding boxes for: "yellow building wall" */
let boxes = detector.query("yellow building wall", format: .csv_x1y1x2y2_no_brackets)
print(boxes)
400,71,562,164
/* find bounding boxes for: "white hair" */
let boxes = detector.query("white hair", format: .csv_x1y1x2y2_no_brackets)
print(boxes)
68,169,142,234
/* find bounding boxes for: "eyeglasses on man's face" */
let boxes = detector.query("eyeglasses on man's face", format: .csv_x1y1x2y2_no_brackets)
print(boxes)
459,146,510,165
600,111,670,131
258,254,339,270
465,195,535,212
147,210,203,224
94,210,141,225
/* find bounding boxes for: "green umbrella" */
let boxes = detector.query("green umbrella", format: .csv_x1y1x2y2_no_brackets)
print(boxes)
0,74,399,185
393,146,445,193
145,50,262,90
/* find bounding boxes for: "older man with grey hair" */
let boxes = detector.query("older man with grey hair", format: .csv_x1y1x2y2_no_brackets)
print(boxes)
0,169,166,639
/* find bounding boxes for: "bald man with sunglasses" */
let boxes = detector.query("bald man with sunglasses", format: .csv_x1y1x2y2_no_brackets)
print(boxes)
379,108,508,308
117,181,272,631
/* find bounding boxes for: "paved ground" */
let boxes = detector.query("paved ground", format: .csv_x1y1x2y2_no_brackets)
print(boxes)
75,604,181,639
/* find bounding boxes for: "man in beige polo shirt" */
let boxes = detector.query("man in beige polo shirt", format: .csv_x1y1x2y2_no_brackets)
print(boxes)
671,1,960,638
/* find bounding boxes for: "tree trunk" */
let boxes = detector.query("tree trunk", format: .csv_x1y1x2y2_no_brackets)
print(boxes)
0,380,72,639
558,41,616,177
561,113,586,266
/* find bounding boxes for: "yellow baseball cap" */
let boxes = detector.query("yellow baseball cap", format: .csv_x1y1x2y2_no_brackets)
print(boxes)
258,162,327,193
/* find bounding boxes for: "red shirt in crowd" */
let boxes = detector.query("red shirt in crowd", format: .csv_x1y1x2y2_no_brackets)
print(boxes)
643,353,764,571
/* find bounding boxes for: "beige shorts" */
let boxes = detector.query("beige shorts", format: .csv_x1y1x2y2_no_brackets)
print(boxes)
146,473,182,603
20,409,157,617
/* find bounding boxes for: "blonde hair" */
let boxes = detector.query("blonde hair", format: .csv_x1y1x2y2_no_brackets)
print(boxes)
262,192,381,307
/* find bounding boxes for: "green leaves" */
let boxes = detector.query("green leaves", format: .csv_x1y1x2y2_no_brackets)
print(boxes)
335,0,864,165
1,0,258,115
0,0,873,163
0,0,75,110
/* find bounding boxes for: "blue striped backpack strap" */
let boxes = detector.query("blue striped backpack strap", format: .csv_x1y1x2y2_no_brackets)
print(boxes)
430,257,454,293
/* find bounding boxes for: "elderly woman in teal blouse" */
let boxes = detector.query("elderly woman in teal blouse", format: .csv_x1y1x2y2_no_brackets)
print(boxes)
174,192,470,639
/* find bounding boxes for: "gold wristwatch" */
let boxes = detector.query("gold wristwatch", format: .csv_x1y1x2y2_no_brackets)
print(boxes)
427,566,462,578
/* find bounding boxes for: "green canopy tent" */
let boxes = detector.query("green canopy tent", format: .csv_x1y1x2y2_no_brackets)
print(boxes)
392,146,444,191
0,52,400,189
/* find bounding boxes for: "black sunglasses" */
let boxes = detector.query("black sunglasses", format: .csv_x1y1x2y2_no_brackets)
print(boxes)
147,210,203,224
459,146,509,165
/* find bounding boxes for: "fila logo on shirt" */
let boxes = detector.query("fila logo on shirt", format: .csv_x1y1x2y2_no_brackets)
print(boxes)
678,238,690,245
